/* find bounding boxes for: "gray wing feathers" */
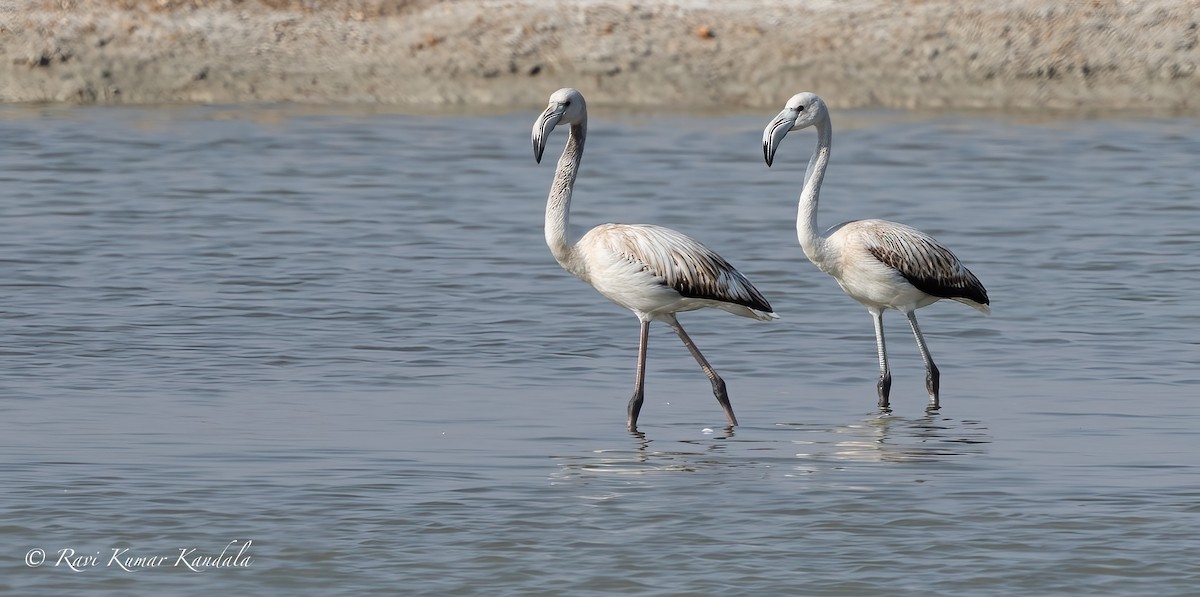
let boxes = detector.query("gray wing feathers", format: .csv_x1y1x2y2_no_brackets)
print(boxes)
861,222,990,305
602,224,775,313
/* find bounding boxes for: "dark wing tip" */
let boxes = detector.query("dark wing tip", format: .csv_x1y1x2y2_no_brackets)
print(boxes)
746,293,774,314
968,281,990,306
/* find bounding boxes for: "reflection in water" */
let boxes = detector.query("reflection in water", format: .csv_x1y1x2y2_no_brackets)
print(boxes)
550,427,740,478
550,416,989,484
786,413,991,465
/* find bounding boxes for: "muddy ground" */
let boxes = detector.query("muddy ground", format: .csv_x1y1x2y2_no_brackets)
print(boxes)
1,0,1198,112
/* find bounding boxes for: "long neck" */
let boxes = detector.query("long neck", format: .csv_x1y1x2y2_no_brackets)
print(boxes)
798,114,832,265
545,120,585,269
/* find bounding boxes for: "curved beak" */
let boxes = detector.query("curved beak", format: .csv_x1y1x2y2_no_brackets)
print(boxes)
532,105,565,163
762,108,797,167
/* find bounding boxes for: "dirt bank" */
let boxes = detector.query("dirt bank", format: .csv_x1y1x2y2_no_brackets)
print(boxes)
2,0,1198,112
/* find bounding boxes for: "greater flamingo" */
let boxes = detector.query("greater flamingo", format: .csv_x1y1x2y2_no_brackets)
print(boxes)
763,92,989,410
533,87,777,430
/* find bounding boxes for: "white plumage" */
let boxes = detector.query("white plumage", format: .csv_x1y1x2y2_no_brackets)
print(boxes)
534,87,777,431
763,92,989,410
578,223,777,321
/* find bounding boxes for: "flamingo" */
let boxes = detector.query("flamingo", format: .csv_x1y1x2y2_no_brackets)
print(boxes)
533,88,777,431
762,92,989,411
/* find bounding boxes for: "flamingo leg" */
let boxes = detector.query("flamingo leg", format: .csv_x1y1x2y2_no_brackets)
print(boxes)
905,311,940,410
664,315,737,427
871,308,892,411
627,319,650,431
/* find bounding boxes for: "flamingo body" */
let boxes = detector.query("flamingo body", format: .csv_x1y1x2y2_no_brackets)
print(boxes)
822,219,989,315
574,223,776,322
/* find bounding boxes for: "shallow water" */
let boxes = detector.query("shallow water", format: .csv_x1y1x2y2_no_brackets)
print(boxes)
1,104,1197,595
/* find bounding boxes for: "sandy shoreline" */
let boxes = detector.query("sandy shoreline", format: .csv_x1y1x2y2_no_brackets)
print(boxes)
1,0,1198,112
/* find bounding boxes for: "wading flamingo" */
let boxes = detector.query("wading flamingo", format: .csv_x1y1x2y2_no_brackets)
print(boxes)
533,88,777,431
763,92,989,410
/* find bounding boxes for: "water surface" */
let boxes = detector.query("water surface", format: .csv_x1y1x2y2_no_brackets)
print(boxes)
1,104,1197,594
